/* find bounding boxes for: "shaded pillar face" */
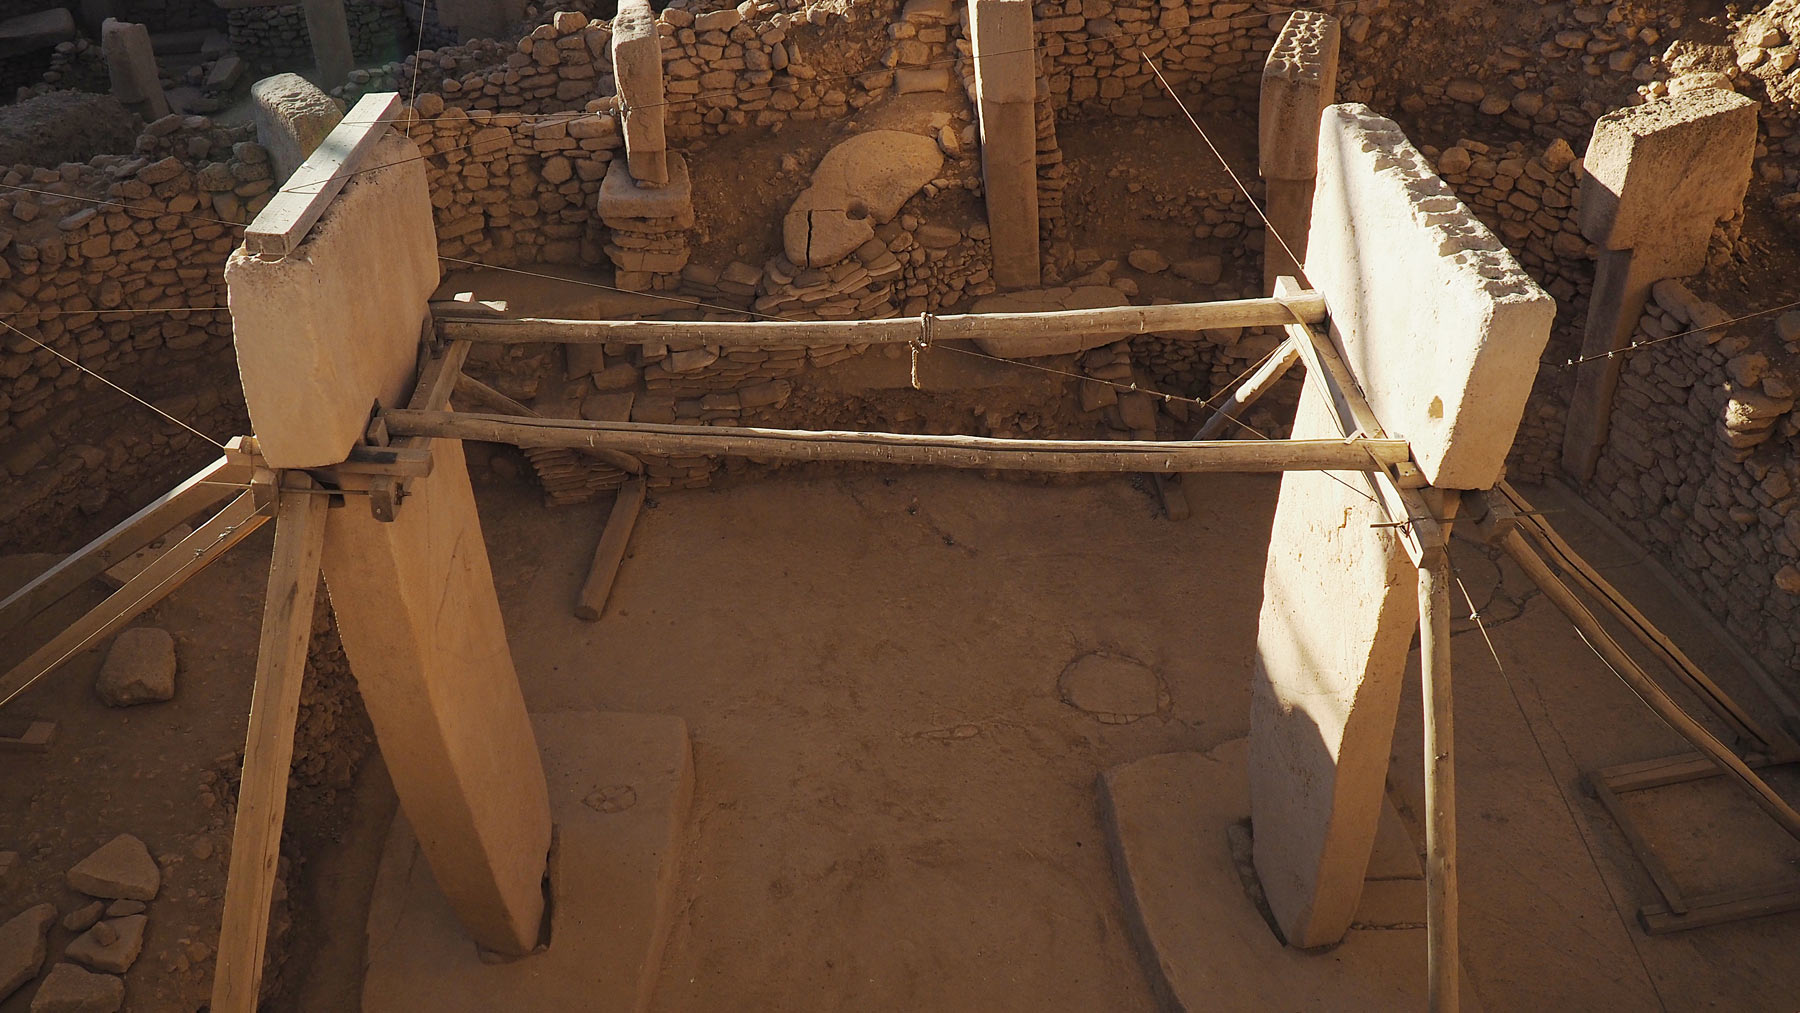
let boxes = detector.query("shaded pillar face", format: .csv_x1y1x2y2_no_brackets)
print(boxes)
101,18,168,120
227,132,552,956
1258,10,1338,294
1560,89,1758,480
970,0,1040,288
1249,380,1416,949
612,0,668,187
300,0,355,89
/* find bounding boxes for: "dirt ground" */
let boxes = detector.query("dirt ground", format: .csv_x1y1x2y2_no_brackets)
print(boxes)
8,467,1800,1011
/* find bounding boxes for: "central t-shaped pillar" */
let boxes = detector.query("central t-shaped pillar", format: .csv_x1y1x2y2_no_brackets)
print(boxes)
970,0,1041,288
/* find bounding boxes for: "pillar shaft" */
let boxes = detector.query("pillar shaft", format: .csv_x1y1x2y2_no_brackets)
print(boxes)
1258,11,1338,294
300,0,354,89
970,0,1040,288
612,0,668,187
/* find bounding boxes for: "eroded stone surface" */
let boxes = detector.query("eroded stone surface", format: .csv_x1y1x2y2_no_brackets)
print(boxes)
28,963,122,1013
95,627,175,707
62,917,145,975
0,903,55,1002
968,284,1129,357
250,73,344,183
783,131,943,268
66,835,159,902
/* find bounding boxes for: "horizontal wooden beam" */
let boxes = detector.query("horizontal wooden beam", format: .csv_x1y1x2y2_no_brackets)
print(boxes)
434,292,1328,348
243,91,401,258
381,408,1411,475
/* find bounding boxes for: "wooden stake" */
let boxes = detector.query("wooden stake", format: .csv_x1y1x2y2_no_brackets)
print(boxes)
574,477,646,621
0,491,270,709
1417,523,1458,1013
1499,528,1800,841
0,454,250,638
381,409,1411,475
435,292,1329,347
1194,337,1301,440
211,479,330,1013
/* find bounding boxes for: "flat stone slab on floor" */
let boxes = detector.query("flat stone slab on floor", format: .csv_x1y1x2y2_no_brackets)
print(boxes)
363,710,693,1013
1099,738,1472,1010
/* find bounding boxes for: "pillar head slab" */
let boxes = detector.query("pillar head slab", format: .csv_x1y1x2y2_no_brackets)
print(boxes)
1259,10,1340,180
1578,89,1758,254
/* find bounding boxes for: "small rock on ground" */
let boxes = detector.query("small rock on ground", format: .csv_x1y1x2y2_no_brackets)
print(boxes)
1058,652,1165,723
66,835,160,901
1127,248,1170,273
28,963,122,1013
60,903,101,934
0,903,55,1002
63,917,145,975
95,628,176,707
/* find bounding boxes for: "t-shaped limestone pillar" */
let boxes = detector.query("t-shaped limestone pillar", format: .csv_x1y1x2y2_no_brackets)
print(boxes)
1258,10,1338,294
300,0,355,89
101,19,169,120
611,0,669,187
1561,89,1757,480
970,0,1041,288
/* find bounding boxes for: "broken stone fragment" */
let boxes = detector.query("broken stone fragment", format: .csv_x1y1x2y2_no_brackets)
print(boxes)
28,963,122,1013
95,628,175,707
63,917,145,975
60,903,101,934
66,835,160,902
0,903,55,1002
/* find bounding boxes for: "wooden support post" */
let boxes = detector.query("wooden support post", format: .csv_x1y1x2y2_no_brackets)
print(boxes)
1193,337,1301,440
382,409,1410,475
1498,528,1800,841
574,477,646,621
434,292,1330,347
0,452,250,638
211,478,330,1013
0,491,271,709
243,92,401,258
1417,492,1458,1013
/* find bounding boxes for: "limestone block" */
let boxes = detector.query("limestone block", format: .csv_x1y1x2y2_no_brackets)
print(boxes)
322,443,551,956
1249,380,1416,948
783,130,942,268
612,0,668,186
0,9,77,52
227,133,439,469
27,963,122,1013
100,19,168,119
0,903,54,1002
1578,90,1757,272
95,627,175,706
66,835,159,901
250,73,345,185
969,284,1127,357
597,154,692,225
1259,10,1339,181
1305,103,1555,489
969,0,1035,104
62,917,145,975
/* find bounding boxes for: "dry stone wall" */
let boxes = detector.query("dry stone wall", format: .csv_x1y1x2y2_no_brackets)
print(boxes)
225,0,407,66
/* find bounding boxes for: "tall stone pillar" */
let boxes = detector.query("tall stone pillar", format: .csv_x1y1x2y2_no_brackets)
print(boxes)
600,0,690,290
301,0,355,89
970,0,1041,289
226,133,552,957
1560,89,1757,480
1258,11,1338,294
612,0,668,187
1251,104,1553,948
101,18,169,120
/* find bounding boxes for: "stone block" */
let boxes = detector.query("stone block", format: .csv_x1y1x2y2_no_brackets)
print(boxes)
1249,381,1416,948
62,917,145,975
1305,103,1555,489
95,627,175,706
250,73,345,184
27,963,122,1012
784,130,941,267
101,19,168,119
227,133,439,469
597,153,692,224
1579,89,1757,268
612,0,668,186
0,903,54,1002
1259,10,1339,181
969,285,1128,357
66,835,159,901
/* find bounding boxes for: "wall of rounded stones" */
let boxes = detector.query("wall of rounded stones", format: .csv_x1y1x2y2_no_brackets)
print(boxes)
226,0,407,67
0,114,265,551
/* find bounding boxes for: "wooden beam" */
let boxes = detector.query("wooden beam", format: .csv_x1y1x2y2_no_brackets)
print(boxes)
1590,774,1688,915
0,491,270,710
1417,508,1459,1013
435,292,1329,348
1499,481,1791,756
574,477,646,621
381,409,1414,475
1499,528,1800,841
1639,883,1800,935
1274,277,1441,567
452,373,644,476
0,454,250,639
243,92,402,258
1194,336,1301,440
1597,751,1782,793
211,480,330,1013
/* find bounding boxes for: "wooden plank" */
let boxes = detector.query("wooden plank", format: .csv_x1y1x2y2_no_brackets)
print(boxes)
211,481,330,1013
574,477,646,621
436,292,1330,347
381,409,1414,475
1590,774,1689,914
1500,529,1800,842
1193,337,1301,440
243,92,401,258
1418,545,1460,1013
1600,751,1786,793
0,455,249,638
0,492,270,710
1275,277,1441,567
0,717,55,752
1639,882,1800,935
1500,481,1790,756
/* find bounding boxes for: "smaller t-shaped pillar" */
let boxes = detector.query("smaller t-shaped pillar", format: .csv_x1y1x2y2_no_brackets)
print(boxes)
612,0,669,187
1258,11,1339,295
